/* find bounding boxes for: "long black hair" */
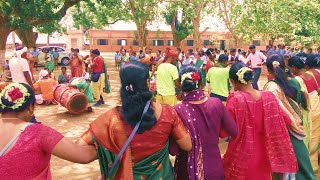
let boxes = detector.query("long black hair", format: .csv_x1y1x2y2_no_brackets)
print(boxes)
266,54,307,110
179,65,202,92
120,61,156,133
229,62,253,84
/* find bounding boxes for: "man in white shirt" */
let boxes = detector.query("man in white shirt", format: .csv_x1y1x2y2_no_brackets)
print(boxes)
244,45,267,90
9,47,34,89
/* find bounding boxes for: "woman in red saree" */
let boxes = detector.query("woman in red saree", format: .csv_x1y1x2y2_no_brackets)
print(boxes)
77,61,192,179
223,62,298,180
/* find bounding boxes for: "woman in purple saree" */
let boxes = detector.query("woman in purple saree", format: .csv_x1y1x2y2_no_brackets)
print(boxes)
173,65,238,180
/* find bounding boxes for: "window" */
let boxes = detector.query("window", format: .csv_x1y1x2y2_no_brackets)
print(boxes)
97,39,108,45
187,40,194,46
253,40,261,46
117,39,127,46
153,40,164,46
203,40,211,46
220,40,226,50
133,40,139,46
167,40,174,46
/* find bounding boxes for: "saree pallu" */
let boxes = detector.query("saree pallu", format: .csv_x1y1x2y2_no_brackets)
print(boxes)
194,59,206,87
294,76,312,149
93,138,173,180
45,61,55,73
224,91,298,180
264,80,315,180
103,58,111,94
308,90,320,175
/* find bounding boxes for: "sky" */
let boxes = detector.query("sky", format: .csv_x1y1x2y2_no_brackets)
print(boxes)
6,11,227,44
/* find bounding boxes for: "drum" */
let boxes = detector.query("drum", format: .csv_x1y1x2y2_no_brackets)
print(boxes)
53,84,88,114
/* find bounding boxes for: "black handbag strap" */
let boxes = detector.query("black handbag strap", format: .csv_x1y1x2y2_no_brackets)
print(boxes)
108,100,151,176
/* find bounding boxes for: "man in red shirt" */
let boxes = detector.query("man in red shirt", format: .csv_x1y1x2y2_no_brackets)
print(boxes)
90,49,108,106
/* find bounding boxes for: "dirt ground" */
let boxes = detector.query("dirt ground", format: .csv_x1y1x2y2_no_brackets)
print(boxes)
2,53,268,180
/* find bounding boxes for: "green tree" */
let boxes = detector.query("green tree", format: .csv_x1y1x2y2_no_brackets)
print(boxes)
217,0,320,47
217,0,248,47
0,0,82,67
71,0,125,34
163,3,194,48
125,0,159,49
162,0,211,48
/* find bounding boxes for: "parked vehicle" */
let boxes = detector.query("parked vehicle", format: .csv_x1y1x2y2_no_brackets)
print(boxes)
37,46,70,66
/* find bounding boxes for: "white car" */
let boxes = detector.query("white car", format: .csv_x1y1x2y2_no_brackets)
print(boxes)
37,46,71,66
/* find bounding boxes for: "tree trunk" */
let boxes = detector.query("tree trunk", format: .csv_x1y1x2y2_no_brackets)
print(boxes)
15,28,36,48
236,36,244,48
0,27,12,75
192,17,201,49
170,20,182,48
136,22,147,50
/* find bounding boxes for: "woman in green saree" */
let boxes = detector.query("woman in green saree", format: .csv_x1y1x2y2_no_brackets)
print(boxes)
195,52,207,87
263,54,315,180
118,49,129,68
77,61,192,179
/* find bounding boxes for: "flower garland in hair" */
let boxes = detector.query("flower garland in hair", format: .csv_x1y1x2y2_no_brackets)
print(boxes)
0,83,30,110
272,61,280,68
181,72,201,87
236,67,252,84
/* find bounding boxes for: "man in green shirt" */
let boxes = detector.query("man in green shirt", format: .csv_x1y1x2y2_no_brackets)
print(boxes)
155,48,181,106
207,54,230,102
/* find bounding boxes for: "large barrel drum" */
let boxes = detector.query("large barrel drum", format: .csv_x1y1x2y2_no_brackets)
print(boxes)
53,84,88,114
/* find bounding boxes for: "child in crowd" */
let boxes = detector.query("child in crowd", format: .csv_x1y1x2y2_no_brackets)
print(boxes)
115,50,121,70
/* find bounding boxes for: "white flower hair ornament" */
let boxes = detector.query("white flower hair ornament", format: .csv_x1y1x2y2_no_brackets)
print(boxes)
272,61,280,68
181,72,201,88
236,67,253,84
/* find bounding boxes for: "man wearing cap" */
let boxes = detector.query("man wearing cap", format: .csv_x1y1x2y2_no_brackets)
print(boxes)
90,49,110,106
139,53,151,66
9,47,34,89
33,70,57,105
244,44,267,90
155,48,181,106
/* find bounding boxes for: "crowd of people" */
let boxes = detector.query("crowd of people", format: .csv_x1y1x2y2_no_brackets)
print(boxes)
2,46,110,108
0,42,319,180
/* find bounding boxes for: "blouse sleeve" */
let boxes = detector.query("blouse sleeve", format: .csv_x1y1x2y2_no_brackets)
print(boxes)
171,108,189,141
80,130,94,145
39,124,64,153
